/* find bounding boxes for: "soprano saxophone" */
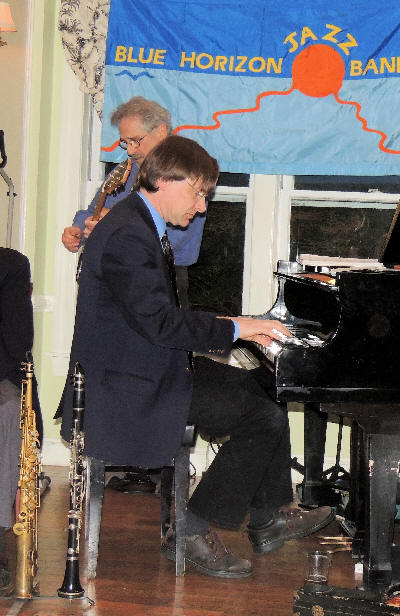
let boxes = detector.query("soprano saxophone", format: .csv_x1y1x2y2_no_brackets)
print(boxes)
58,362,85,598
13,352,41,599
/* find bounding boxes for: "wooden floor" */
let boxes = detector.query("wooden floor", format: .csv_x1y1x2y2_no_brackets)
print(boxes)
0,466,360,616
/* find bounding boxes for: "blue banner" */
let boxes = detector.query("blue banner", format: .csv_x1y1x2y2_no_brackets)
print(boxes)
101,0,400,175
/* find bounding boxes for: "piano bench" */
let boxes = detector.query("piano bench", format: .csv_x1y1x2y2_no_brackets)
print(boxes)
85,424,198,578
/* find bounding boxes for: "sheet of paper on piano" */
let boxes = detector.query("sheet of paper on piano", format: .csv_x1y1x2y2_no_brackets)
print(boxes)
297,253,385,272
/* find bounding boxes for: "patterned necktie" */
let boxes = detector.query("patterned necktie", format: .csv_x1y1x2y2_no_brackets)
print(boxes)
161,231,193,370
161,231,180,307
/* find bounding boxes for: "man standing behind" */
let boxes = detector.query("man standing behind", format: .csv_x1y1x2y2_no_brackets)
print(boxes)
61,96,204,305
58,136,333,579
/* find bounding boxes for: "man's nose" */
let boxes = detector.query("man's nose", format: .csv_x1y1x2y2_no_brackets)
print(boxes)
196,197,207,213
127,142,140,154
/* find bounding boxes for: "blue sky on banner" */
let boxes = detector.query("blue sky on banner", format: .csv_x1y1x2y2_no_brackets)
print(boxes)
101,0,400,175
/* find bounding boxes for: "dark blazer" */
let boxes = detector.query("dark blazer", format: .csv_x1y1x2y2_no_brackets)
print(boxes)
0,248,42,442
0,248,33,386
59,193,234,467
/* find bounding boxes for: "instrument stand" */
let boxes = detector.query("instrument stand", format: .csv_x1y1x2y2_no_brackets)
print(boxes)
292,410,350,513
320,415,350,487
58,595,95,606
0,129,17,248
1,595,95,615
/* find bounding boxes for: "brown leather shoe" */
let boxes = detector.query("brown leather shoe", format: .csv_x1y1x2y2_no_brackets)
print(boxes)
247,506,335,554
161,529,253,578
107,473,156,494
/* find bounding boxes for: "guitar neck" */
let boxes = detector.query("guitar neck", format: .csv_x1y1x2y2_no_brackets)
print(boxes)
92,159,132,221
92,191,107,221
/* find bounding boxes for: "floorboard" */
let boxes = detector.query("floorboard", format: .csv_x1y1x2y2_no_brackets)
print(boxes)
0,466,361,616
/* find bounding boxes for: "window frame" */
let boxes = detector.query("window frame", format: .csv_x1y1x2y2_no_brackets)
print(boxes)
278,175,400,262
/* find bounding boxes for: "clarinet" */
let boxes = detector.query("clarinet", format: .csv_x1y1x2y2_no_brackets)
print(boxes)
58,363,86,598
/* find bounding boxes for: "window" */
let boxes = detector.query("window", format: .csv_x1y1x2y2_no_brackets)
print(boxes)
294,175,400,194
189,173,250,315
279,175,400,263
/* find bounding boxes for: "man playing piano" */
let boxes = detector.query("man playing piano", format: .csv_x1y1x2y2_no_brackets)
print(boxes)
57,135,334,579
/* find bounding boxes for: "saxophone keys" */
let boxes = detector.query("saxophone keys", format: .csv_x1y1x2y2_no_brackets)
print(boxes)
13,522,25,536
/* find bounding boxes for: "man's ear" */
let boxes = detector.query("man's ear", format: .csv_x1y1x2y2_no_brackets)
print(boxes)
157,177,169,191
155,123,168,141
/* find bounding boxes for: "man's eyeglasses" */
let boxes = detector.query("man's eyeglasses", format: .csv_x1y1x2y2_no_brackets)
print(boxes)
119,135,147,150
185,179,208,200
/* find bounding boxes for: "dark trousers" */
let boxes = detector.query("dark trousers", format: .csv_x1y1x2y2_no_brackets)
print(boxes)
187,356,293,530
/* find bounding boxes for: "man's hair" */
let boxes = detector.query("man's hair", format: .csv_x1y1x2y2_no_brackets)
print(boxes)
133,135,219,195
110,96,172,134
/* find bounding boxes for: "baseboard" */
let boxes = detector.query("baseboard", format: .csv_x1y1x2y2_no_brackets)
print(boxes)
41,438,350,484
41,437,70,466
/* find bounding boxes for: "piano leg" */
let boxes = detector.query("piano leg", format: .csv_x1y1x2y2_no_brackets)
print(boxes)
341,421,365,543
299,403,328,508
361,431,400,591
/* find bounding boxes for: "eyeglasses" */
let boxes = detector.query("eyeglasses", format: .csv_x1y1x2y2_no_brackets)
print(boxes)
185,179,208,200
119,135,147,150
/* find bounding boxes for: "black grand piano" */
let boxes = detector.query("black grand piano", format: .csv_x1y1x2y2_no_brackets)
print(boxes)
235,202,400,594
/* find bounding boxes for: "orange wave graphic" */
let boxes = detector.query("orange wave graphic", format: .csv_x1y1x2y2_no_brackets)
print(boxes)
173,86,295,133
101,139,120,153
335,94,400,154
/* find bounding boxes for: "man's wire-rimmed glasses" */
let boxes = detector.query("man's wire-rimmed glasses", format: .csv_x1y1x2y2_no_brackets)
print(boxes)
185,179,208,200
119,135,147,150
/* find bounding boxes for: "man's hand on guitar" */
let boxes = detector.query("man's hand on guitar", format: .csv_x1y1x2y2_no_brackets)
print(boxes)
83,208,110,239
62,226,83,253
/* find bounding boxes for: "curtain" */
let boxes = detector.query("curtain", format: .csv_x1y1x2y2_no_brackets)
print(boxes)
58,0,110,118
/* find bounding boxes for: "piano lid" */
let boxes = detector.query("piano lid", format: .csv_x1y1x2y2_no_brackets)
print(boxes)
379,200,400,267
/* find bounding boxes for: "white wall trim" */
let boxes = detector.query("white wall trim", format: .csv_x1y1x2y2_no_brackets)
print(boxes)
244,174,281,314
51,61,87,377
18,0,34,251
41,437,70,466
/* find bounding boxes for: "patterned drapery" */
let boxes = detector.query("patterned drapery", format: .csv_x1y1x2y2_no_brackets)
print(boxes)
58,0,110,117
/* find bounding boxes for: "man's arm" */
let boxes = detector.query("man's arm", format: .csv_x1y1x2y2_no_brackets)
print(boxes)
62,186,103,252
62,204,110,252
100,220,291,356
71,191,99,230
0,253,33,361
62,162,137,252
83,207,110,238
101,221,235,356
